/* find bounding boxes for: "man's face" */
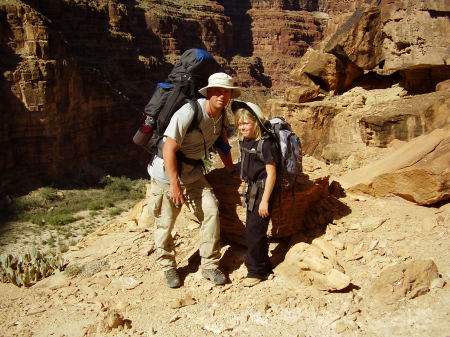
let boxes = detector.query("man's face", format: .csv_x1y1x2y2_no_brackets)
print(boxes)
208,87,232,111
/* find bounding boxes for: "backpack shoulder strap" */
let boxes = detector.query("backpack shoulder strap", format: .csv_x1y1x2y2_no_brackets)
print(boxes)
256,138,265,162
186,99,203,132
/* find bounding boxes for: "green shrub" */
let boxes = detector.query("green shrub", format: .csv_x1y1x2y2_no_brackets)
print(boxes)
0,197,41,221
100,176,146,200
64,264,83,277
31,214,78,226
40,187,58,201
102,176,133,193
109,207,124,216
87,200,113,210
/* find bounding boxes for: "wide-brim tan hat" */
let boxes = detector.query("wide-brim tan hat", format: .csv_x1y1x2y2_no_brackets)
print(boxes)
231,100,269,132
231,100,264,121
198,72,241,98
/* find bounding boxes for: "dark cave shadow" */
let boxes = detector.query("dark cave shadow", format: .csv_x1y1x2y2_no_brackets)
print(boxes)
216,0,253,57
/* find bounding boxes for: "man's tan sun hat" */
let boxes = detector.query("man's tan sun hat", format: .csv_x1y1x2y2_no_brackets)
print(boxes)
199,72,241,98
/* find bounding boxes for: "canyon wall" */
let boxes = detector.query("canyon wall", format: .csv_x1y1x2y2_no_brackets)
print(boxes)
1,0,359,192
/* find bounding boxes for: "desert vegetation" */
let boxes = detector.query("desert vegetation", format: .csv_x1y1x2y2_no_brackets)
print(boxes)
0,176,147,255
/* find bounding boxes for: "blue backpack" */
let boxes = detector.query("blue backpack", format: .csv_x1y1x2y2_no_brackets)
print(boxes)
133,48,222,155
260,117,302,189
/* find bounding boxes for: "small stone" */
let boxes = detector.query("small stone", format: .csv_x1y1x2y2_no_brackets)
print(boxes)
331,240,345,250
111,276,142,290
430,278,445,289
168,294,196,309
348,222,361,231
390,234,406,242
361,217,388,232
140,244,155,256
368,240,379,251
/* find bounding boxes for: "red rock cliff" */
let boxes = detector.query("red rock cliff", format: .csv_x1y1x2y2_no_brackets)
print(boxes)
0,0,358,192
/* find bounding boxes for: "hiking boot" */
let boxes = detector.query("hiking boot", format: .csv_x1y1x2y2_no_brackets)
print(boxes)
164,268,181,288
202,268,227,285
243,277,263,287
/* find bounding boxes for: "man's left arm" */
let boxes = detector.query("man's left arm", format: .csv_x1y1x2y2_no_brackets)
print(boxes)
217,129,236,175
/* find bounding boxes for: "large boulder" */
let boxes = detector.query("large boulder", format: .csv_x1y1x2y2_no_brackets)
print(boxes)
381,0,450,72
363,259,440,312
275,238,351,291
289,48,359,93
284,85,320,103
324,3,383,70
337,125,450,205
207,169,336,245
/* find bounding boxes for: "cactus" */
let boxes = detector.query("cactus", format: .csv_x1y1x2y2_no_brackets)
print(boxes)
0,249,66,287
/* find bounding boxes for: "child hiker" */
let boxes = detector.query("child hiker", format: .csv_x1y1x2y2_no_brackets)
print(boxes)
231,100,279,287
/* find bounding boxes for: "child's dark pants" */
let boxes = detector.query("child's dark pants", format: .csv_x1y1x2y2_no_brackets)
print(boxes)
244,184,273,279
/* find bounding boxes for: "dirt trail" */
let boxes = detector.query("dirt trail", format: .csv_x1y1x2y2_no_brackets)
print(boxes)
0,155,449,337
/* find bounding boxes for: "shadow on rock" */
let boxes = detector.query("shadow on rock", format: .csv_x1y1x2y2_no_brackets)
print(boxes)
207,168,351,280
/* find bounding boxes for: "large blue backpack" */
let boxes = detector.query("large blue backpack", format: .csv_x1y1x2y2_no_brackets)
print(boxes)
134,48,222,155
260,117,302,189
239,116,302,190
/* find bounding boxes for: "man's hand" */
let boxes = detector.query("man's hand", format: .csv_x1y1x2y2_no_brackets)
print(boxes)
169,179,184,207
162,136,184,207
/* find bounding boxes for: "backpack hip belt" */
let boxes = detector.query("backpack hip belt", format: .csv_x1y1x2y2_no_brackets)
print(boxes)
176,151,205,175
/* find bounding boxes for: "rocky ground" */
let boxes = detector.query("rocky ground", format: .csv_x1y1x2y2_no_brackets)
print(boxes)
0,149,449,337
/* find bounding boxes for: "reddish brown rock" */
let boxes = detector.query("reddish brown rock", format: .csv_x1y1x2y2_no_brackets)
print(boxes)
359,92,450,147
323,0,450,92
207,169,336,245
284,85,320,103
324,2,384,70
0,0,338,191
265,99,341,158
292,49,342,90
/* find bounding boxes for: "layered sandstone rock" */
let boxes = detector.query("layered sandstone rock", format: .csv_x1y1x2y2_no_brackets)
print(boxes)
359,92,450,147
337,125,450,205
265,98,341,158
323,0,450,92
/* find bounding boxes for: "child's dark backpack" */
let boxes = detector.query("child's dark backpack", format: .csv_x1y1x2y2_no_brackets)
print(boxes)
133,48,222,155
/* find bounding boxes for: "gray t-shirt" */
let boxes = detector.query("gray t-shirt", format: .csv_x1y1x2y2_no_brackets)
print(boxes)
148,98,227,184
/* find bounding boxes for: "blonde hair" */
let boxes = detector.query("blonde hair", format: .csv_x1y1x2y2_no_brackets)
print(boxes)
234,108,264,141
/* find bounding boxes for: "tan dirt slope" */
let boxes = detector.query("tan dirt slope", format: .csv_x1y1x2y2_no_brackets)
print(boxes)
0,153,449,337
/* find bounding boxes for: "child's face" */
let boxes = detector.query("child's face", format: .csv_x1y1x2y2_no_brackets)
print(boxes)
238,116,256,139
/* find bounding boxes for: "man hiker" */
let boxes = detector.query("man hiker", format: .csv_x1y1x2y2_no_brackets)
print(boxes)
148,72,241,288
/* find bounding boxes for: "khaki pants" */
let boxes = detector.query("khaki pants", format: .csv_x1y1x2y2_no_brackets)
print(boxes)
149,176,221,271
